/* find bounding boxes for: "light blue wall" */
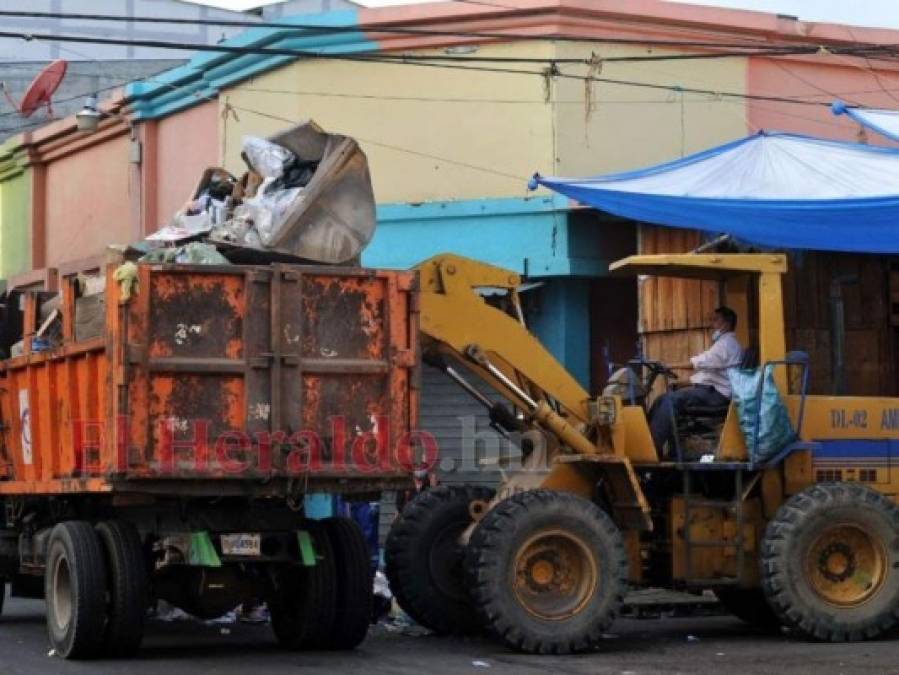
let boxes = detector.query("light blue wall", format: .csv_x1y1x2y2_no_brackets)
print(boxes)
365,195,606,277
526,279,592,389
364,196,597,388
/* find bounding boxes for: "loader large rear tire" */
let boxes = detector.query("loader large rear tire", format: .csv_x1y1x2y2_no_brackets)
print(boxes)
761,482,899,642
321,517,372,650
385,485,494,635
45,521,108,659
95,520,148,657
269,522,337,650
465,490,627,654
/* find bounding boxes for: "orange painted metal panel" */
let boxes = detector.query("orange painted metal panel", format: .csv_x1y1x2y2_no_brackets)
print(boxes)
0,263,419,495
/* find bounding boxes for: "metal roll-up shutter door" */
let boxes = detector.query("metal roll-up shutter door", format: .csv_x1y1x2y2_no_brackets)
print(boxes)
379,363,517,544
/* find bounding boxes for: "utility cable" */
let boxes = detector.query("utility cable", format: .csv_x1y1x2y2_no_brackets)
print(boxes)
0,28,843,65
0,29,877,109
0,8,834,50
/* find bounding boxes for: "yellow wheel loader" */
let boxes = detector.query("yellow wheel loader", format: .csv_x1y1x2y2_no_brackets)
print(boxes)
386,252,899,654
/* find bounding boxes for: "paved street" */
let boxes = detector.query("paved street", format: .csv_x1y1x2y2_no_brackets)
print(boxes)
1,597,898,675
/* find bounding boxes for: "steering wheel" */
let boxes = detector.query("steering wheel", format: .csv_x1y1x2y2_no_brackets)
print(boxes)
629,359,680,398
628,358,677,380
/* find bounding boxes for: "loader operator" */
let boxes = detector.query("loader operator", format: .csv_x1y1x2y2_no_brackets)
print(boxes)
648,306,742,457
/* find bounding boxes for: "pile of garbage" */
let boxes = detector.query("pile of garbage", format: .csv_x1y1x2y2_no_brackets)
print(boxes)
0,122,376,359
142,120,376,266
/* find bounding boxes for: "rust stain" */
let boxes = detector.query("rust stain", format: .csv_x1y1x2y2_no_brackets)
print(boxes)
148,274,244,359
301,277,384,360
0,265,417,493
149,375,245,470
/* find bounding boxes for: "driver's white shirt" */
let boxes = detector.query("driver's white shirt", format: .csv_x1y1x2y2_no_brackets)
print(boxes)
689,331,743,398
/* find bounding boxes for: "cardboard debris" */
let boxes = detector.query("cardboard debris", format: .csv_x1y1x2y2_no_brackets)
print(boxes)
74,294,105,342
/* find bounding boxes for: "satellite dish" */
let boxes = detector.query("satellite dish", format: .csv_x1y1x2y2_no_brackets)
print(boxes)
2,59,68,119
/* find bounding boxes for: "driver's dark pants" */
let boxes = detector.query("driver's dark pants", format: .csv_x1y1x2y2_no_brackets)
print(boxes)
648,385,729,457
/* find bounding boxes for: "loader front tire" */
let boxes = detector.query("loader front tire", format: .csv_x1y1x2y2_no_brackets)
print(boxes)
385,485,494,634
45,521,108,659
761,482,899,641
465,490,627,654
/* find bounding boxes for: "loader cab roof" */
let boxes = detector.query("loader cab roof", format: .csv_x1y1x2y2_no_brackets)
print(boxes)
609,253,787,280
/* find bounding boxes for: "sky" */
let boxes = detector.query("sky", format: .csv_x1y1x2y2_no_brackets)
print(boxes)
194,0,899,30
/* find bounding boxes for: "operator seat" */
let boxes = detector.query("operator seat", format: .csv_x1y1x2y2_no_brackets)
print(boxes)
674,346,758,457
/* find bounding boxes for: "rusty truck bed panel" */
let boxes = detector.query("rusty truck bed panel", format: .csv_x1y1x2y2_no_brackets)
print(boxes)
0,263,419,495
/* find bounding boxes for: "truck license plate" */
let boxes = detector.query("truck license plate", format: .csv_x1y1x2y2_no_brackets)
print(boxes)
221,533,261,556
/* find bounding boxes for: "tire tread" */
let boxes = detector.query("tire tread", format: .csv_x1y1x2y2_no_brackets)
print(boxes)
760,482,899,642
45,521,108,659
322,517,372,650
95,520,148,657
464,490,627,654
385,485,494,634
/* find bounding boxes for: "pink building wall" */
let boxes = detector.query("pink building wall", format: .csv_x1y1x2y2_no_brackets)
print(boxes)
152,101,220,232
14,98,220,273
43,134,132,267
748,56,899,145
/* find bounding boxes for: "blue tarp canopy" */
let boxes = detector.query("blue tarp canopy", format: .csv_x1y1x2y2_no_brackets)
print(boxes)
832,100,899,143
530,131,899,253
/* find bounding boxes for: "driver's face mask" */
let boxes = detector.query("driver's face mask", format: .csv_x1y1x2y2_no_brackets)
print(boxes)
712,329,723,342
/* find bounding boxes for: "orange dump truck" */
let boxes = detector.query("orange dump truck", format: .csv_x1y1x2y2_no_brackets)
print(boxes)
0,261,418,658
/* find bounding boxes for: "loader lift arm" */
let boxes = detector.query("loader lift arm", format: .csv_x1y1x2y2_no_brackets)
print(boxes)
414,254,652,531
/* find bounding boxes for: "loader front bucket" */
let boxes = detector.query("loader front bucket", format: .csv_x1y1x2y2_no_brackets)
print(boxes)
265,120,376,264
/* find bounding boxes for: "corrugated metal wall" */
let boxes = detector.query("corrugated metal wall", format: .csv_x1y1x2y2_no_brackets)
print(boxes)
781,252,898,396
378,364,511,543
638,224,899,397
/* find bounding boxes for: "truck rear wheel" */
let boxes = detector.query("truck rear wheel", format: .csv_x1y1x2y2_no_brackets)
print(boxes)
464,490,627,654
45,521,108,659
761,482,899,641
322,517,372,649
385,485,494,634
96,521,148,656
269,522,337,650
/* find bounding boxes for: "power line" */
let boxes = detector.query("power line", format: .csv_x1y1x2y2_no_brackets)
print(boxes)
2,34,537,185
0,62,177,121
765,58,865,107
6,27,899,133
0,28,842,66
222,85,724,105
344,56,841,108
0,8,826,50
0,29,885,109
223,103,528,183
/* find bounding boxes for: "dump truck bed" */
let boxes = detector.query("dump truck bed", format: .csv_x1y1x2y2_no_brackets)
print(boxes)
0,262,418,496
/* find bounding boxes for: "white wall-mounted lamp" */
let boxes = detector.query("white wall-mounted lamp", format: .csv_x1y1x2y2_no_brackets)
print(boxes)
75,96,104,132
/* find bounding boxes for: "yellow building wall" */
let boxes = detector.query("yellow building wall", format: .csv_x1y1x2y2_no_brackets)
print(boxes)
219,41,749,203
219,42,557,203
551,42,749,178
